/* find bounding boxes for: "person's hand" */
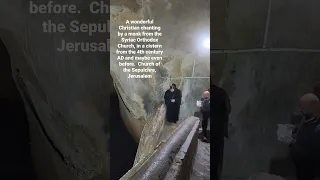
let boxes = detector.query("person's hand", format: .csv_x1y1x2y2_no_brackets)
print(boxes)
196,100,202,107
171,99,175,103
279,135,295,145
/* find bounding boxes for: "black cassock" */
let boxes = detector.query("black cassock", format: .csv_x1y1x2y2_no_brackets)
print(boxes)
164,89,182,123
211,84,231,180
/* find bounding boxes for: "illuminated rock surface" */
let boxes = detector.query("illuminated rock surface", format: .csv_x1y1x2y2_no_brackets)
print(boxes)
110,0,210,165
0,0,209,180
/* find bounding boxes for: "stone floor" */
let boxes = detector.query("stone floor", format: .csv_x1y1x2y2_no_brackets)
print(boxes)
191,140,210,180
159,121,180,142
160,120,211,180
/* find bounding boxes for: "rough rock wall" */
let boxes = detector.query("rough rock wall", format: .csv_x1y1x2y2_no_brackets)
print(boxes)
213,0,320,178
0,1,109,180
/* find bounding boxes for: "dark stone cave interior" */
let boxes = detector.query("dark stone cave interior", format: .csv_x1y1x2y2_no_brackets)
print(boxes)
0,39,37,180
110,85,138,180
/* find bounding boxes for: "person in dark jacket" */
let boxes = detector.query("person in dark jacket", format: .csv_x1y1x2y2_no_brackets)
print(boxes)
211,84,231,180
290,93,320,180
200,91,210,142
164,83,182,125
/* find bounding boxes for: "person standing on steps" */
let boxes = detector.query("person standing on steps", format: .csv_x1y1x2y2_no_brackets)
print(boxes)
200,91,210,142
283,93,320,180
164,83,182,127
211,84,231,180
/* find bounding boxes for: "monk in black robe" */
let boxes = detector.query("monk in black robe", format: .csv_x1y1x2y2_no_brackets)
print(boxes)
164,83,182,124
211,84,231,180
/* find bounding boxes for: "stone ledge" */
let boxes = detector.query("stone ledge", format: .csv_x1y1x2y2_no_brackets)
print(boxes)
164,118,199,180
120,117,200,180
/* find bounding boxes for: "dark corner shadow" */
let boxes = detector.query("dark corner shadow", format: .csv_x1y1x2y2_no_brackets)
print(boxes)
268,154,295,178
268,153,320,178
110,82,138,180
0,39,37,179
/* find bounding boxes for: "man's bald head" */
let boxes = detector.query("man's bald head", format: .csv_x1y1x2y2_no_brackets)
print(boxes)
203,91,210,98
299,93,319,116
300,93,319,103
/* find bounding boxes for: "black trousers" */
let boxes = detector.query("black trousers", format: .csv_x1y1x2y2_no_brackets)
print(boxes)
211,135,224,180
292,154,318,180
202,111,210,138
211,116,226,180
